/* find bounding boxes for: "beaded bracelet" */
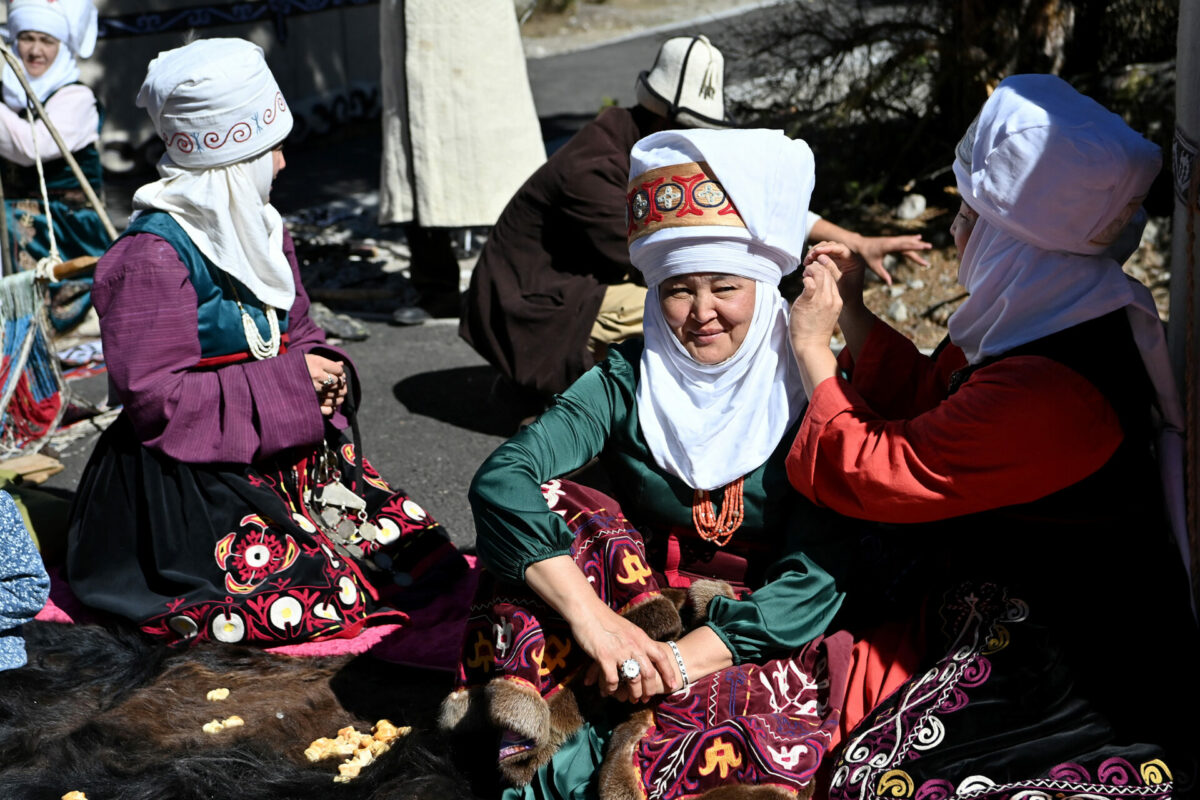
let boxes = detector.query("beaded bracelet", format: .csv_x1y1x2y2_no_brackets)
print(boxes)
666,640,689,689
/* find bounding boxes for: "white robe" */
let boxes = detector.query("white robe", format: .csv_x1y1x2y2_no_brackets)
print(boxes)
378,0,546,228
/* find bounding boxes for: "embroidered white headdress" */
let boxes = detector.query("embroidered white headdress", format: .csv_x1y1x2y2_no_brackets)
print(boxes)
132,38,295,313
627,128,812,490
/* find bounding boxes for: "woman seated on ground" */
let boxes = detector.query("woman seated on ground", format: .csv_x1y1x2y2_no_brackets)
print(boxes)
788,74,1200,797
65,38,464,647
0,0,110,330
444,129,906,800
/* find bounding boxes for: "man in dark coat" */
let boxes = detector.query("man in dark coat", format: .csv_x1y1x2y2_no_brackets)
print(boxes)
460,102,664,404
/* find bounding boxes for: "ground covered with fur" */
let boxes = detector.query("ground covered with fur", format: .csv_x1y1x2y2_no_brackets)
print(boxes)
0,621,498,800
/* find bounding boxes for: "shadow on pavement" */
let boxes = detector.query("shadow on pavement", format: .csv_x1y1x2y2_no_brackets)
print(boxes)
393,365,521,437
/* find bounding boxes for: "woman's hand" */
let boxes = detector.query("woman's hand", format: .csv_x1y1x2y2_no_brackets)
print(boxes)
854,233,932,283
524,556,677,703
790,245,844,353
606,625,734,703
578,608,679,702
805,240,867,309
789,247,843,398
305,353,348,416
807,240,878,362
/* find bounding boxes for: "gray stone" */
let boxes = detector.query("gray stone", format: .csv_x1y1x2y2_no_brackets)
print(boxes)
895,194,927,221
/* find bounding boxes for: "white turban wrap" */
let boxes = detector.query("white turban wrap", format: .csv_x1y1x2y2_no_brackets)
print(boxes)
628,128,811,490
950,73,1189,593
2,0,97,110
132,38,295,311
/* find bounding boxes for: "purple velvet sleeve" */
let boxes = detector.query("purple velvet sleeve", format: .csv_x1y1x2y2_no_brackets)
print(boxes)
93,229,344,464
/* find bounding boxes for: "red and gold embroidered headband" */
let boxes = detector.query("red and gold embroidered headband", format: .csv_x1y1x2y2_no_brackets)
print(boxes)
626,161,745,244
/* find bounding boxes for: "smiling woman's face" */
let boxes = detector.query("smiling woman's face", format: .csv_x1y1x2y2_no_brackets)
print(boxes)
16,31,60,79
659,273,757,364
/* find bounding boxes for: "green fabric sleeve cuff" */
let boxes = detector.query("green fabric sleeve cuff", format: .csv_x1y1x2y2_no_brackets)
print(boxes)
703,621,742,667
516,549,574,582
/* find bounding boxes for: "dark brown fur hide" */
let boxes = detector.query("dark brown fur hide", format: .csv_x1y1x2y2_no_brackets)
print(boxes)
0,621,487,800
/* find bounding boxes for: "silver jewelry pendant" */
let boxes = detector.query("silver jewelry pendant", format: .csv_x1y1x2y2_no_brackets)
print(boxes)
335,517,360,543
357,521,381,542
320,506,343,530
315,480,367,512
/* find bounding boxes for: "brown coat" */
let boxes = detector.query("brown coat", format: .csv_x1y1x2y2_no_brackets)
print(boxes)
460,106,658,397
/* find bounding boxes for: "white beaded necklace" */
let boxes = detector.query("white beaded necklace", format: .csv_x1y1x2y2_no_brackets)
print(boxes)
228,279,280,360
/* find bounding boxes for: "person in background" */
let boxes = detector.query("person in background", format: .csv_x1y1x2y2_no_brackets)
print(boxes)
66,38,463,648
460,34,931,415
788,74,1200,797
378,0,545,325
0,0,111,331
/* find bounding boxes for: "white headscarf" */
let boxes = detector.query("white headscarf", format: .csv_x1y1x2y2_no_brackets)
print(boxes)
948,74,1178,430
628,129,812,491
2,0,97,110
132,38,295,310
950,73,1190,593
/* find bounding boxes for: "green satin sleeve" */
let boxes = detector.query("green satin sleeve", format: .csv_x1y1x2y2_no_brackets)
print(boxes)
705,549,844,664
470,350,638,584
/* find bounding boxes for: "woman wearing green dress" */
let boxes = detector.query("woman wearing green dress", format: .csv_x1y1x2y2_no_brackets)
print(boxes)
442,128,899,800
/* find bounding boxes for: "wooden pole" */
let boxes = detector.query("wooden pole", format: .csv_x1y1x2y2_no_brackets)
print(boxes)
0,41,118,242
0,171,12,276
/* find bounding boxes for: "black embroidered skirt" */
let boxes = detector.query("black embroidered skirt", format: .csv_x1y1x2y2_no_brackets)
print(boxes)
65,413,465,646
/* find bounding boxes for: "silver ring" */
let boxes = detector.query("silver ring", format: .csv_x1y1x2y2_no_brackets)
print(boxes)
322,375,337,387
619,658,641,681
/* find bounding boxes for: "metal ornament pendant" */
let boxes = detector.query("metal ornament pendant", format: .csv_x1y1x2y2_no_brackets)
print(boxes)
358,521,381,542
335,517,360,543
315,480,367,512
320,506,343,530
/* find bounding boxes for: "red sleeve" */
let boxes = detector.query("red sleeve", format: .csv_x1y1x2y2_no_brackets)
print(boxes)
839,320,966,419
786,356,1123,523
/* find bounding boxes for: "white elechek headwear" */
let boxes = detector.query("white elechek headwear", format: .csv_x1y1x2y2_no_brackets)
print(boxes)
627,128,812,491
950,73,1191,594
635,34,732,130
2,0,98,110
132,38,295,311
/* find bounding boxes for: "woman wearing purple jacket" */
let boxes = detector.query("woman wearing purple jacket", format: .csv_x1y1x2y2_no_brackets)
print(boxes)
65,39,463,647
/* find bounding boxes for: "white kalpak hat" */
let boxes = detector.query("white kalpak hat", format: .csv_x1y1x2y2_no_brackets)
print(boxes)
6,0,97,58
635,34,733,130
137,38,293,170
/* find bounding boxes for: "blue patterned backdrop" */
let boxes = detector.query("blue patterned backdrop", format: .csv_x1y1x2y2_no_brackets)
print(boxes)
98,0,378,44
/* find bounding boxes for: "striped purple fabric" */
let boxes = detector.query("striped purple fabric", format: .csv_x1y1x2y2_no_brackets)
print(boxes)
92,228,344,464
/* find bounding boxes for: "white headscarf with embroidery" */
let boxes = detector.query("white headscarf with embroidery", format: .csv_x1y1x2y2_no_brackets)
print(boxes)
132,38,295,311
627,128,812,491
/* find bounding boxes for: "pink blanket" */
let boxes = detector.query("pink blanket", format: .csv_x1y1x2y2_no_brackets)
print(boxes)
36,558,480,670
